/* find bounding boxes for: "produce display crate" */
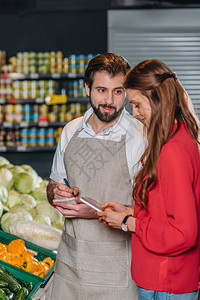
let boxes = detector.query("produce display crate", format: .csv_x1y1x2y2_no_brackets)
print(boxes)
0,261,42,300
0,229,56,288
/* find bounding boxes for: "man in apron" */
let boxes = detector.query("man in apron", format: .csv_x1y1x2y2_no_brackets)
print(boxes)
47,53,146,299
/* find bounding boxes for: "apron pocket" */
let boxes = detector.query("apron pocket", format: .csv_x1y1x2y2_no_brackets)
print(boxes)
56,232,130,287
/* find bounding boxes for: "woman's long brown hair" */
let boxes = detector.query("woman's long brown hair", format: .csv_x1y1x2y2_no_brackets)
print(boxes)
124,59,200,209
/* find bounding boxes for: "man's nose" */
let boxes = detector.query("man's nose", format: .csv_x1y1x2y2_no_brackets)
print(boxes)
105,92,114,104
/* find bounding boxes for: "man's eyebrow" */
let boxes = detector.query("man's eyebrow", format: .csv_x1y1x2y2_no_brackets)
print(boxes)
114,86,125,90
95,86,107,89
94,86,125,90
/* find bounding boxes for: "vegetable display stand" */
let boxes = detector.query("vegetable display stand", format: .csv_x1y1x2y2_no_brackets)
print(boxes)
0,261,42,299
0,229,56,288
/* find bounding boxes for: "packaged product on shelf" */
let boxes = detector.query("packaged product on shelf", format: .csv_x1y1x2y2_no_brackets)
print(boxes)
28,127,37,146
0,105,3,122
23,104,31,122
32,104,39,122
68,54,76,73
54,127,62,144
62,57,68,73
0,78,13,99
39,104,48,117
45,131,55,146
14,104,23,122
30,80,37,98
37,128,45,146
58,104,66,122
15,128,20,146
76,54,85,73
0,50,6,72
0,127,5,146
5,104,14,122
5,129,16,146
20,128,28,146
12,81,21,99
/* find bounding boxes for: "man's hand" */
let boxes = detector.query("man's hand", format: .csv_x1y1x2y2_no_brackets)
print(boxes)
53,183,79,199
55,201,98,219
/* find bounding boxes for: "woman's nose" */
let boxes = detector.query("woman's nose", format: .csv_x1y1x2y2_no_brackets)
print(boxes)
132,110,139,118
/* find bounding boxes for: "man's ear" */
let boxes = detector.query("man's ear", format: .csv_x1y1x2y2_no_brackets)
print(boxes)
85,83,90,97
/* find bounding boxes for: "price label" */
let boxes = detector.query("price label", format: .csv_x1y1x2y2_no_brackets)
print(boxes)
36,97,44,103
38,121,48,127
19,122,29,127
52,73,61,79
17,145,27,152
0,98,5,104
0,146,7,152
3,122,12,128
68,73,77,78
30,73,39,79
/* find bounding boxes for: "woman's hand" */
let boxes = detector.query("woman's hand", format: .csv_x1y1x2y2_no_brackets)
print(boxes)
97,207,128,230
97,201,136,232
101,201,134,215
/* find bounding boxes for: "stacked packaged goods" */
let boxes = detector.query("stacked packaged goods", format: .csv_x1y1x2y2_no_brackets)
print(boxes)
1,51,96,75
0,78,13,99
0,51,6,72
12,80,58,99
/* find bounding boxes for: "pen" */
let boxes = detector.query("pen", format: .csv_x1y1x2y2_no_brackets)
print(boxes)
63,178,74,196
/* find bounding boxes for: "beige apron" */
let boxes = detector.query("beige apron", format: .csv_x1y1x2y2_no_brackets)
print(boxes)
50,131,138,300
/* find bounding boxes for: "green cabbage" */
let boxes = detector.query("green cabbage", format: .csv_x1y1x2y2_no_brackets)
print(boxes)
35,201,63,223
0,184,8,203
10,204,37,218
1,208,33,233
14,172,35,194
7,190,21,208
0,156,10,167
30,187,48,202
51,221,64,231
0,201,3,218
39,180,49,189
9,165,24,180
0,168,14,190
20,194,36,208
20,164,42,188
33,215,51,226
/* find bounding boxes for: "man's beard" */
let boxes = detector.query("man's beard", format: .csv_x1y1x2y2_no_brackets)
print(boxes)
90,97,123,123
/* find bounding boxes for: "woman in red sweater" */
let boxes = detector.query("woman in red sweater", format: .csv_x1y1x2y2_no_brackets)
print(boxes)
97,59,200,300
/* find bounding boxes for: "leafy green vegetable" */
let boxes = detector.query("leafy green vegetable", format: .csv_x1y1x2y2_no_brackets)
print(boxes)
0,168,14,190
33,215,51,226
0,184,8,204
1,208,33,233
0,156,10,167
20,194,36,208
35,201,63,223
7,190,21,208
30,187,48,202
14,172,35,194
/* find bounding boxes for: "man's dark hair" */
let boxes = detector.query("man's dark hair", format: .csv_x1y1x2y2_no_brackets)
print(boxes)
84,53,131,89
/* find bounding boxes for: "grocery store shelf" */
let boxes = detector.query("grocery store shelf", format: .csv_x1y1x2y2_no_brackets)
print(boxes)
0,121,67,128
0,72,85,80
0,145,57,152
0,97,89,105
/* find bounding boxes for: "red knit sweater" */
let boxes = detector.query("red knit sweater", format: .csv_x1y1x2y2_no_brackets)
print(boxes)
132,122,200,293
